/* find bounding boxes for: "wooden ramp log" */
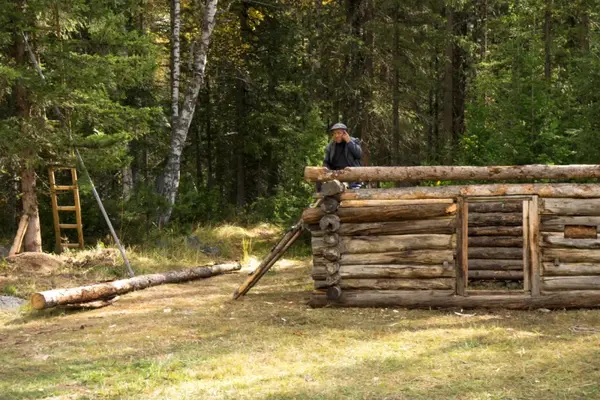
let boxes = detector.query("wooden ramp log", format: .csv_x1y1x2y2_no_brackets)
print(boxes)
9,214,30,257
233,199,322,300
31,262,241,310
305,165,600,183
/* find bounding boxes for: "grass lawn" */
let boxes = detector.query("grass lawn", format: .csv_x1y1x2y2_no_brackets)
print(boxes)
2,227,600,399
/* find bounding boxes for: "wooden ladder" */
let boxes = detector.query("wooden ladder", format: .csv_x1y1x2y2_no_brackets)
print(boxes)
49,167,84,253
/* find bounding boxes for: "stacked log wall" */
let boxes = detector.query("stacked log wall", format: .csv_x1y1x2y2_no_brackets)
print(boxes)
308,198,457,294
540,198,600,292
467,201,524,281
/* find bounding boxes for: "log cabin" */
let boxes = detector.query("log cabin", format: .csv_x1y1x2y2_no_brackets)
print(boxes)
302,165,600,309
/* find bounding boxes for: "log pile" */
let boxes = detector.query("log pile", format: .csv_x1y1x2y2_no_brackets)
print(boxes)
540,198,600,292
306,181,457,304
466,201,525,283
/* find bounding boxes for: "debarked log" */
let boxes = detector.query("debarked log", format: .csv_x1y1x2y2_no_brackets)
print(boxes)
31,262,241,310
309,290,600,309
314,278,455,290
542,276,600,291
468,226,523,236
468,236,523,247
467,259,524,271
305,165,600,183
302,203,457,224
468,213,522,227
332,184,600,201
542,233,600,249
541,198,600,216
335,250,455,265
468,270,524,280
565,225,598,239
338,218,456,236
312,263,455,280
468,247,523,259
313,234,455,254
542,262,600,276
542,248,600,263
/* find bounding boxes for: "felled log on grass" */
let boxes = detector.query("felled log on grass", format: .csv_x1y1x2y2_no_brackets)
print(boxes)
31,262,241,310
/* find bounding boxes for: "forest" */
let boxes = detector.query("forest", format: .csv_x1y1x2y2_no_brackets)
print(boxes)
1,0,599,248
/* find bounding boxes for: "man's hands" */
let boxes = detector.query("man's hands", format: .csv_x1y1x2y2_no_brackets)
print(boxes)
342,131,351,143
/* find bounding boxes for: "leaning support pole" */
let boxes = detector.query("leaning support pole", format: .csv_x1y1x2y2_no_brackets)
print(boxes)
232,199,322,300
31,262,241,310
8,214,29,257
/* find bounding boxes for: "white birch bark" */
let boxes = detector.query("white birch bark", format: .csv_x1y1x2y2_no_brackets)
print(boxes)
160,0,219,225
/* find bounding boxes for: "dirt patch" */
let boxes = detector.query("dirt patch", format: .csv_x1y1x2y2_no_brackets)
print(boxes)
6,252,65,275
64,248,121,269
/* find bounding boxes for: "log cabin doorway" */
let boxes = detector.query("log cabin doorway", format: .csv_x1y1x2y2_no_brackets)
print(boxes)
457,196,540,296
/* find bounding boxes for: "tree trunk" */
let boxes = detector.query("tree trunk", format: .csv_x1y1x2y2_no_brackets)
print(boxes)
443,5,454,162
235,0,250,208
544,0,552,81
31,262,241,309
392,5,400,165
159,0,219,225
171,0,181,120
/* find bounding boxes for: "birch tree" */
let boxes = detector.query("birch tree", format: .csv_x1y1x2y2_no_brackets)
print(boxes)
159,0,219,225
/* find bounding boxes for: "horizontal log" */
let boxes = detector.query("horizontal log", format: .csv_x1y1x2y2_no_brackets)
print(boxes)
541,198,600,216
305,165,600,183
542,248,600,263
468,202,523,213
468,213,522,227
336,250,455,265
542,233,600,249
31,263,241,310
312,234,455,254
338,218,456,236
541,216,600,232
340,199,454,207
542,262,600,276
309,290,600,309
468,259,524,271
302,203,456,224
468,236,523,247
312,263,455,280
314,278,455,291
468,226,524,236
542,276,600,291
468,247,523,259
332,184,600,201
468,270,524,280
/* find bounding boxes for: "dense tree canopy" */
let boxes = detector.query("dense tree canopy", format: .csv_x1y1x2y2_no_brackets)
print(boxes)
1,0,599,248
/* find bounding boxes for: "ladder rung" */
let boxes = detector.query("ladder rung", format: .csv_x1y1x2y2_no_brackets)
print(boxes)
57,205,77,211
59,223,80,229
63,243,82,248
54,185,77,191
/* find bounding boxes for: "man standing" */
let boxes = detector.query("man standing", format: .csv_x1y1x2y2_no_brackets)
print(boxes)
324,123,362,170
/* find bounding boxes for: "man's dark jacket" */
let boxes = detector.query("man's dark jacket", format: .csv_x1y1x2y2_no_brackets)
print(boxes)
323,137,362,170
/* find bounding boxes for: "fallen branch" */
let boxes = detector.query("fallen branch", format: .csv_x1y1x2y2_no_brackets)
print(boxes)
31,262,240,310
